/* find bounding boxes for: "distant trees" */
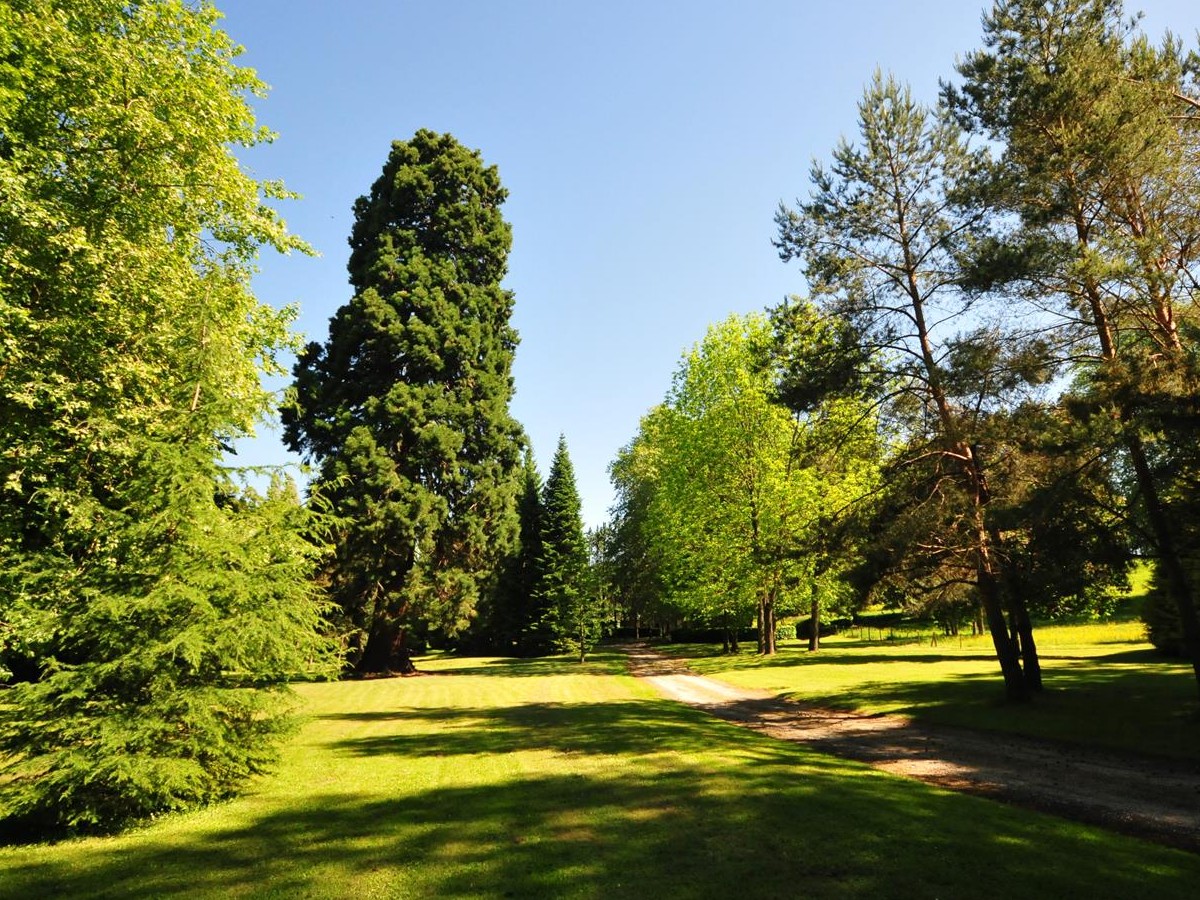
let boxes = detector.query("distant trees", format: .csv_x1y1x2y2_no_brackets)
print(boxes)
0,0,334,832
610,314,879,654
284,131,525,674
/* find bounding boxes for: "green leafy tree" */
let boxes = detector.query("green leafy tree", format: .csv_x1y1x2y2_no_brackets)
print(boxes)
948,0,1200,690
284,130,525,674
538,436,604,661
0,0,334,833
613,314,879,655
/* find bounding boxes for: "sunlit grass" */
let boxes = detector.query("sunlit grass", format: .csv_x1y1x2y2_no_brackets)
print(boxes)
669,615,1199,759
3,650,1198,898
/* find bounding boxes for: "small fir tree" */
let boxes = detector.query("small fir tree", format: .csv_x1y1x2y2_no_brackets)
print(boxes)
537,437,604,661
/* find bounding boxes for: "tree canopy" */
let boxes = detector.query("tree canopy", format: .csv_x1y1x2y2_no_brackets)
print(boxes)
284,130,525,674
0,0,334,833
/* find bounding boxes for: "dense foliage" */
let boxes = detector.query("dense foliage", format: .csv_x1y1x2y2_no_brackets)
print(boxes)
284,130,525,673
610,314,879,653
946,0,1200,684
0,0,335,832
537,437,606,661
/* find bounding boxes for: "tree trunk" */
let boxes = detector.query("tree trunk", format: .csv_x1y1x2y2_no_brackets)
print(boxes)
1006,587,1042,692
1126,433,1200,698
978,563,1028,701
358,614,416,675
756,597,766,654
808,596,820,652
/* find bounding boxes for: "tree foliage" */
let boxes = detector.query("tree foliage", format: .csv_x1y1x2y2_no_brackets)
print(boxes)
611,313,879,654
537,437,605,661
284,130,525,674
947,0,1200,685
0,0,334,832
775,72,1056,699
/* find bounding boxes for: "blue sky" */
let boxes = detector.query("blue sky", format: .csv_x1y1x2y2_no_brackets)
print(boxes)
221,0,1197,528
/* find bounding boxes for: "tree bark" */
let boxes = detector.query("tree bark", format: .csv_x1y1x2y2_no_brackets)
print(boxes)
358,613,416,675
808,596,821,652
1126,433,1200,698
978,561,1029,702
756,596,766,654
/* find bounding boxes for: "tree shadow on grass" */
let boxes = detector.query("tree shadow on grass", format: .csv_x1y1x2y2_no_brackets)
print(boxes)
4,697,1200,899
324,699,774,761
428,652,631,679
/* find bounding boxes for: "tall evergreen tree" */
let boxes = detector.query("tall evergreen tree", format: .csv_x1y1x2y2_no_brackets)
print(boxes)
284,130,524,674
0,0,334,833
948,0,1200,694
538,437,603,661
476,449,543,654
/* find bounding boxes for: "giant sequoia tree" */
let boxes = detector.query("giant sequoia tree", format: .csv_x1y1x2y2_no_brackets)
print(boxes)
0,0,333,832
284,131,524,674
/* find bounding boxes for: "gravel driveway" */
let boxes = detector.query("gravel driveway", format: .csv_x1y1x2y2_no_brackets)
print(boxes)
624,643,1200,853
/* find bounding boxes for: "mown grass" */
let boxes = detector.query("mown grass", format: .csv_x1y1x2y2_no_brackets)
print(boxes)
667,616,1200,760
2,651,1199,898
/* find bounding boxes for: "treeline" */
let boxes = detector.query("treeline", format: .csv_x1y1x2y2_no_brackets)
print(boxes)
607,0,1200,704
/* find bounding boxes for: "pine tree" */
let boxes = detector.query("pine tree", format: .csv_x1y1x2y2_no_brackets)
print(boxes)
948,0,1200,693
537,437,604,661
284,131,525,674
0,0,334,833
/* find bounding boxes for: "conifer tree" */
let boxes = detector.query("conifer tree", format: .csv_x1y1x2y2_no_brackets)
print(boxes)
948,0,1200,693
537,437,604,661
0,0,334,833
284,131,524,673
478,449,543,654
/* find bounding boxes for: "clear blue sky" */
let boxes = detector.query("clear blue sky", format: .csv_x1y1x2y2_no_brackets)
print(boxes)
221,0,1197,528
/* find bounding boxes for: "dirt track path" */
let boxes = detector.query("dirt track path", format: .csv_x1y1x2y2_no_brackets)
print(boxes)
623,643,1200,853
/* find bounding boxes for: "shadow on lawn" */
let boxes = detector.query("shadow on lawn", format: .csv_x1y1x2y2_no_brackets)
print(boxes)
5,697,1200,899
429,652,630,679
324,699,766,760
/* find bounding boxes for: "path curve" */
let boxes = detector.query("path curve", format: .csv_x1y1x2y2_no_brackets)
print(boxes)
623,643,1200,853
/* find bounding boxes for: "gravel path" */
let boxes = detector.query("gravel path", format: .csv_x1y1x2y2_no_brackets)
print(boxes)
624,643,1200,853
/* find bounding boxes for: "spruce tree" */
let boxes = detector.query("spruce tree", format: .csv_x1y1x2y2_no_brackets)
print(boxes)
284,131,525,673
537,437,604,661
0,0,334,833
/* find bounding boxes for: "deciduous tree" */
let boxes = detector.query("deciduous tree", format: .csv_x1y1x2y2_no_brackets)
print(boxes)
0,0,334,833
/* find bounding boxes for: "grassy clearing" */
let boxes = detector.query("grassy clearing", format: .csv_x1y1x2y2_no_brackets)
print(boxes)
2,651,1199,898
668,617,1200,759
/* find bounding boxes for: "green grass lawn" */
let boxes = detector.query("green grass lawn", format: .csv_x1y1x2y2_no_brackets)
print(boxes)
2,651,1199,898
667,618,1200,760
